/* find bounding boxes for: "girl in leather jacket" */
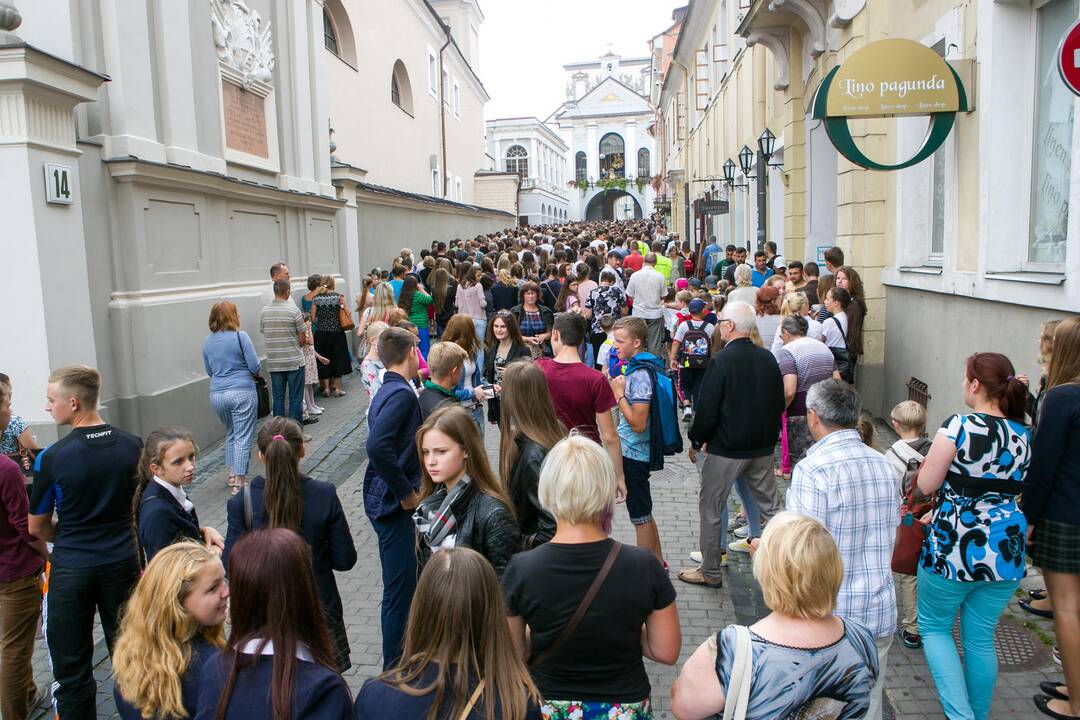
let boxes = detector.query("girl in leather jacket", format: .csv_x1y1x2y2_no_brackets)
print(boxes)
498,362,565,549
413,406,521,577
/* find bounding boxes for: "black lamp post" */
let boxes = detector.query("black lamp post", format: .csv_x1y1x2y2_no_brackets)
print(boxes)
753,128,778,253
738,145,754,177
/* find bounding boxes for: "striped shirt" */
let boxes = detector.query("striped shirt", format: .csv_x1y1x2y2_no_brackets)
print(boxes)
786,429,899,639
259,300,305,372
774,337,837,415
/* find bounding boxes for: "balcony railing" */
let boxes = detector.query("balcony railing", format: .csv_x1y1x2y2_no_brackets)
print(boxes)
565,175,660,195
519,178,568,198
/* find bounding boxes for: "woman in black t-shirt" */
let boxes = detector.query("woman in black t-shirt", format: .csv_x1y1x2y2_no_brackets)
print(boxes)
501,435,681,718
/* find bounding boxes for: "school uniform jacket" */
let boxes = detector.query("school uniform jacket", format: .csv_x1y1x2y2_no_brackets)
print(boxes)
139,480,201,563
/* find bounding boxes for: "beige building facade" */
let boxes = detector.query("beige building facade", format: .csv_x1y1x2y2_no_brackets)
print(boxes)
657,0,1079,418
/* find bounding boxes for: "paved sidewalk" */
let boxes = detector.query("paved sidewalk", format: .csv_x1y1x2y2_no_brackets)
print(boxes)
29,384,1060,718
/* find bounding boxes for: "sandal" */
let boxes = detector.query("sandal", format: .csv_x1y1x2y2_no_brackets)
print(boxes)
226,476,242,495
677,567,723,588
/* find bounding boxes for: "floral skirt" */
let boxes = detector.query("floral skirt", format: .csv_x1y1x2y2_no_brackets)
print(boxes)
541,698,651,720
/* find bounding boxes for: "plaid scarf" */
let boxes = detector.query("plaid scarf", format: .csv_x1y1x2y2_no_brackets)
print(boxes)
413,476,473,549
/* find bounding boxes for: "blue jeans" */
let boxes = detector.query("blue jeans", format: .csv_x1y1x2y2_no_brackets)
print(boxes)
917,567,1018,720
472,317,487,373
370,509,418,670
718,475,763,547
270,366,305,421
418,327,431,359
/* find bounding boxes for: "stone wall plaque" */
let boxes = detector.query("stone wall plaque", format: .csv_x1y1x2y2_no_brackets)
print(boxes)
222,80,269,159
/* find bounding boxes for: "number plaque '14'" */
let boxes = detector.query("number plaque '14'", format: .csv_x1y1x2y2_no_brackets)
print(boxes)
44,163,73,205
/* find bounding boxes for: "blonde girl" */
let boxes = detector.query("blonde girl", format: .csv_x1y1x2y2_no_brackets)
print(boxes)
112,541,229,719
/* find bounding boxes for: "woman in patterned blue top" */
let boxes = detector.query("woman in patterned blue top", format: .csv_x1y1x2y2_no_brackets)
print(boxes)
915,352,1031,720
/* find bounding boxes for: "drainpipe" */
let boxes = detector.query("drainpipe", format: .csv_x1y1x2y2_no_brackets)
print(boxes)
438,28,451,198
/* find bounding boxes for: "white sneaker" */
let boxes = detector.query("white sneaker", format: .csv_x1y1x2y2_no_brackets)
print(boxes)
733,525,749,539
728,538,752,554
682,406,693,419
689,550,726,567
308,406,324,415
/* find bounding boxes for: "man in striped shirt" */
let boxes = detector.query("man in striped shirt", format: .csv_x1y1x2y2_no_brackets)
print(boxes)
259,279,307,422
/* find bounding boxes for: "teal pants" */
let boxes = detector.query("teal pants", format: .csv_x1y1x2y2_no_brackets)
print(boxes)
917,566,1018,720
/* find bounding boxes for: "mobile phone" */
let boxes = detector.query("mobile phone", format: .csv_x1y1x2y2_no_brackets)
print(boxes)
480,384,496,400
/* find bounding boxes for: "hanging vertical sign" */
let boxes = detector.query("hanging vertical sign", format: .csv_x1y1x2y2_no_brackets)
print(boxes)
812,39,968,171
1057,18,1080,97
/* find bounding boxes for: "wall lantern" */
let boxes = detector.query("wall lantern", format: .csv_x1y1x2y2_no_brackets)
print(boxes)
738,145,754,177
757,127,776,161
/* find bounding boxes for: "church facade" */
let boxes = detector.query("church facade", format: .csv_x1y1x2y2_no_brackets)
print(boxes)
547,50,657,222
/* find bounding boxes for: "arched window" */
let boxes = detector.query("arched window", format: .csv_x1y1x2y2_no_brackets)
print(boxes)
575,151,587,182
637,148,650,178
391,60,413,114
505,145,528,176
599,133,625,179
323,8,338,54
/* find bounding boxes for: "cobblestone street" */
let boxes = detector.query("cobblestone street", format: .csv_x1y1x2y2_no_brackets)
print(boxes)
29,377,1061,719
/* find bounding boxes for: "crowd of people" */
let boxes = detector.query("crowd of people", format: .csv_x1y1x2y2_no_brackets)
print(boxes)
0,217,1077,720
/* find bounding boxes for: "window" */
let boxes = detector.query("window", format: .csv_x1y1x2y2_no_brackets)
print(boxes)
1029,0,1076,265
637,148,650,178
455,176,463,201
432,169,440,197
453,79,461,117
442,68,449,106
391,60,413,114
599,132,625,179
928,39,946,262
323,9,338,54
505,145,528,176
575,151,587,182
428,50,438,95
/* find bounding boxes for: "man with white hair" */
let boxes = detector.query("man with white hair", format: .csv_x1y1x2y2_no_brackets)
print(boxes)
679,301,785,588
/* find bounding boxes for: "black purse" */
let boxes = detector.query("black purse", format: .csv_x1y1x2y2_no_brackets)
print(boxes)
829,317,855,384
237,333,270,418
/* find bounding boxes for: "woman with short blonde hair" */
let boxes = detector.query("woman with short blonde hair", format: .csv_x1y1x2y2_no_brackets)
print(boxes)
769,291,822,351
113,541,229,719
671,512,877,720
502,434,680,718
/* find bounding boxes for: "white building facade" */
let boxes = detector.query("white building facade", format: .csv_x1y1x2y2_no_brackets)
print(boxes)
548,50,657,221
2,0,513,447
485,118,569,226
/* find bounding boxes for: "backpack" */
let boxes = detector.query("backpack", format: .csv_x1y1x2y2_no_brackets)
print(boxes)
679,320,712,369
625,353,683,470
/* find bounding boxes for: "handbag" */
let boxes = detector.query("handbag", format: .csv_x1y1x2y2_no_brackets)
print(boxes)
828,317,855,384
237,333,270,419
530,541,621,668
338,296,355,332
892,470,930,575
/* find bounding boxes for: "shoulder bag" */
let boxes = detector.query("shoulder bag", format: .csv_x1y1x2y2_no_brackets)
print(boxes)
237,333,270,419
891,470,930,576
529,541,621,668
338,295,355,332
828,317,855,384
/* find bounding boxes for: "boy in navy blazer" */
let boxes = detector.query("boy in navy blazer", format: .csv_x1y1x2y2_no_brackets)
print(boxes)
363,326,422,670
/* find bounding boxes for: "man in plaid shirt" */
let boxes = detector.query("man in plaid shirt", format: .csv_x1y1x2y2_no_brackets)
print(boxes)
785,379,899,720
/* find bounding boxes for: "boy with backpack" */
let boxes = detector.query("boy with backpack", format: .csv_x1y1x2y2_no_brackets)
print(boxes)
884,400,933,650
669,298,715,422
610,317,682,564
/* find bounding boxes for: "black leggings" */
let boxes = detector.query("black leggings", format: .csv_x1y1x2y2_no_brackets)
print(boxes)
589,332,607,367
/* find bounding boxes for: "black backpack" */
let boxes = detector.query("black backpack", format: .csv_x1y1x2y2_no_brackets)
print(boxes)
679,320,712,369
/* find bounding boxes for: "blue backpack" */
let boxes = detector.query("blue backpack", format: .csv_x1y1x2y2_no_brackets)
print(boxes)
625,352,683,470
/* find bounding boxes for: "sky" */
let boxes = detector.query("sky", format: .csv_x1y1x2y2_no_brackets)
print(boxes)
478,0,680,121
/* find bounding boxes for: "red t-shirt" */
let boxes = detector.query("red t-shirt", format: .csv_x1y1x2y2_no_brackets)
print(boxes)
535,358,617,443
623,252,644,273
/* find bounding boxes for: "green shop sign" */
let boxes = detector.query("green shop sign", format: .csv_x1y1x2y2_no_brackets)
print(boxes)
812,38,969,171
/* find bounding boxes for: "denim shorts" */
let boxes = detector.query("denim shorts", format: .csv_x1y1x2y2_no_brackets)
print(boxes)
622,457,653,525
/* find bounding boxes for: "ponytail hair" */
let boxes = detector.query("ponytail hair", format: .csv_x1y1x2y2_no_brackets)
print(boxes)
255,418,304,533
132,427,198,565
964,352,1027,423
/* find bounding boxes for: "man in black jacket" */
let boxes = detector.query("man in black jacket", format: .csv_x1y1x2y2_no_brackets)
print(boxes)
363,327,422,669
679,301,785,588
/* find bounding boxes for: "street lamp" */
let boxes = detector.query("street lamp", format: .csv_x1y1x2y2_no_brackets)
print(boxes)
723,158,746,190
757,127,776,161
738,145,754,177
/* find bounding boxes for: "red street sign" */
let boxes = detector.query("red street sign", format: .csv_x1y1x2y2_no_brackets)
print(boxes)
1058,18,1080,97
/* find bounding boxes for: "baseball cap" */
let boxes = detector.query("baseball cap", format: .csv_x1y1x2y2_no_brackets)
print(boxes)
688,298,707,313
688,277,702,288
773,255,787,269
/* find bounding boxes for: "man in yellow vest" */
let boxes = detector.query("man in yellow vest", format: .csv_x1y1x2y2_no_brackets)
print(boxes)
652,241,672,282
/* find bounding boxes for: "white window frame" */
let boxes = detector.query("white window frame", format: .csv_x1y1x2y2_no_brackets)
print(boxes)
431,168,440,197
455,176,463,201
442,67,450,107
427,47,438,97
453,79,461,118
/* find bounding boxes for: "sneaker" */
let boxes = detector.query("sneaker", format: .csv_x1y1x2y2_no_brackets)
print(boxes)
733,525,749,539
729,514,748,530
1054,645,1062,666
308,406,324,416
728,538,752,554
303,433,313,442
900,629,922,649
313,404,326,413
682,406,693,422
301,416,320,425
688,550,726,567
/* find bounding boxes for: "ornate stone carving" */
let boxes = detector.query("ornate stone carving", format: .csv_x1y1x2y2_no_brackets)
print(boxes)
829,0,865,29
769,0,827,57
0,2,22,34
745,28,791,91
210,0,274,87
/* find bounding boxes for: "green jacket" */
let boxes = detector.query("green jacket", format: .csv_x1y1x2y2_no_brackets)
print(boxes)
405,290,433,327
